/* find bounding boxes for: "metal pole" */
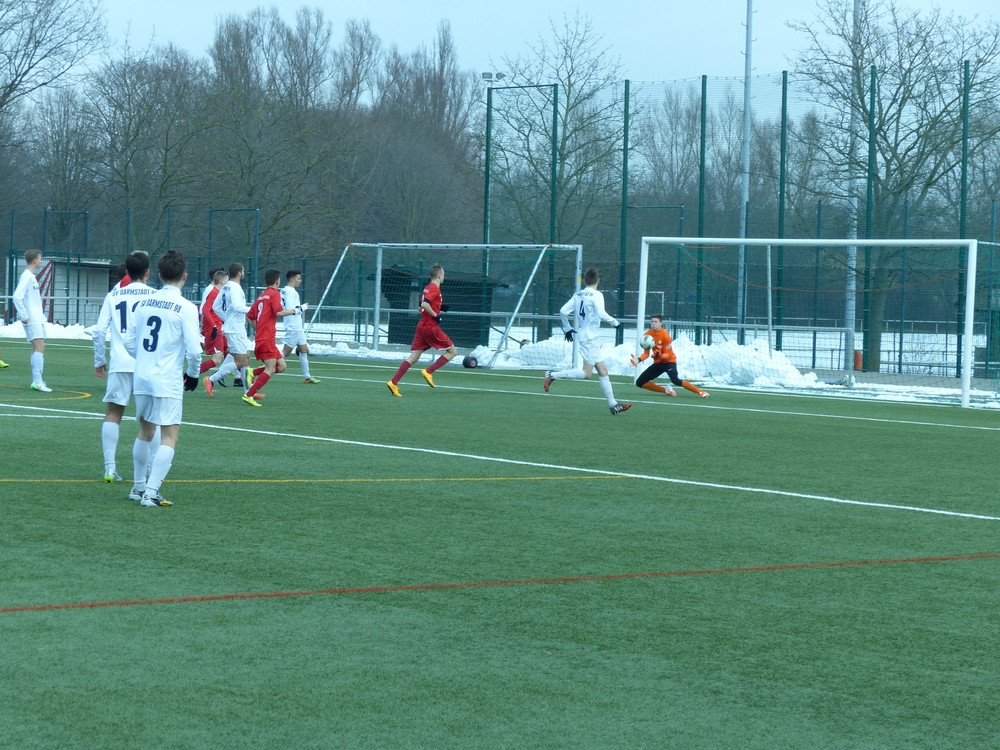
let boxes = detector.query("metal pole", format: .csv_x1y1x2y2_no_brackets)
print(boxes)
483,87,493,245
617,80,629,346
549,83,558,243
736,0,753,345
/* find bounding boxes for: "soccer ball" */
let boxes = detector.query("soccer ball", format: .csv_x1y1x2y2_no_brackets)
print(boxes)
639,334,655,350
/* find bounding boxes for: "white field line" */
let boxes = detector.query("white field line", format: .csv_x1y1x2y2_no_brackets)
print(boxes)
3,400,999,521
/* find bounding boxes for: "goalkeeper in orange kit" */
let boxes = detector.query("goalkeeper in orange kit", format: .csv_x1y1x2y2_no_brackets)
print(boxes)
631,314,709,398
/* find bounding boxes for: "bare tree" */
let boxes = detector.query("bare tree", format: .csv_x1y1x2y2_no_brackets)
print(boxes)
332,19,383,113
0,0,104,116
493,11,625,245
792,0,1000,369
27,87,96,210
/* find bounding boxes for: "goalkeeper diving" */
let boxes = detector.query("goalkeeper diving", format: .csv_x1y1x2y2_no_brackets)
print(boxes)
631,314,709,398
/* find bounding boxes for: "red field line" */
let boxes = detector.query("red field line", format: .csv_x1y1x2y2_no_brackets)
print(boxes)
4,552,998,614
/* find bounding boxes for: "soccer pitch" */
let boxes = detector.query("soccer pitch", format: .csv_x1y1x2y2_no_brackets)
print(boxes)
2,339,1000,748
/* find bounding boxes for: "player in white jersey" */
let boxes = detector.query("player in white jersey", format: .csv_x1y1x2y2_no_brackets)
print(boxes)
280,269,318,383
543,267,632,415
210,262,252,390
12,249,50,392
93,252,159,482
123,251,202,507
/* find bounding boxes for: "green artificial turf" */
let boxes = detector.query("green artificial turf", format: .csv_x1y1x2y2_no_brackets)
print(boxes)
2,339,999,748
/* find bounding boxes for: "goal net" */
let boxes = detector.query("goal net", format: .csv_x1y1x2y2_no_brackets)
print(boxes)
636,236,993,408
307,243,582,368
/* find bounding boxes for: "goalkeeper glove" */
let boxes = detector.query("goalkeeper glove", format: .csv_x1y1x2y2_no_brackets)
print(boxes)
183,374,199,392
564,329,576,342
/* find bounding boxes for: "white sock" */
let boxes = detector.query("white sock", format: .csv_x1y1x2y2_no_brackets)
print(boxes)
148,427,162,480
101,422,119,473
30,351,44,383
132,439,152,491
210,357,237,383
145,445,175,495
599,375,616,406
553,369,586,380
299,353,310,379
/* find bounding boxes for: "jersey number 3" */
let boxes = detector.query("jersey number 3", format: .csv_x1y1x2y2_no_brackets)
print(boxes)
142,316,162,352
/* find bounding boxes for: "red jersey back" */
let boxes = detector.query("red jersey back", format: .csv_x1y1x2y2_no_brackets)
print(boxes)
247,287,283,343
418,281,442,329
202,286,222,338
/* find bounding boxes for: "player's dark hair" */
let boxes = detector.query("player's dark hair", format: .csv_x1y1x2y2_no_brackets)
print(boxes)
286,269,301,281
125,252,150,280
584,267,600,286
158,250,187,282
228,262,243,278
650,313,663,323
265,268,281,286
116,263,128,280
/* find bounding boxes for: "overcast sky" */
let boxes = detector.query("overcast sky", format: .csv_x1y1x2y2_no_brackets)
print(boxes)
99,0,998,81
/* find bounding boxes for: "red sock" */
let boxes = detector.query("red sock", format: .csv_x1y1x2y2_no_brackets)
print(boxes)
391,360,411,385
254,366,264,377
640,381,666,394
426,355,449,374
199,359,215,374
247,371,270,397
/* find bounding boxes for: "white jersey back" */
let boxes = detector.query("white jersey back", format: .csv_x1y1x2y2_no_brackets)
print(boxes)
124,285,202,398
280,285,303,332
213,280,250,335
93,281,156,373
560,286,615,342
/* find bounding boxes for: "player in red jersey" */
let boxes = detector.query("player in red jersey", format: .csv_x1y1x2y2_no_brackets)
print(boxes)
386,263,457,397
199,268,230,376
242,268,301,407
631,314,709,398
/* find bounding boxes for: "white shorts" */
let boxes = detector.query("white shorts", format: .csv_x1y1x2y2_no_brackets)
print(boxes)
282,328,308,349
226,328,250,355
134,394,183,427
103,372,134,406
578,337,606,366
23,322,45,342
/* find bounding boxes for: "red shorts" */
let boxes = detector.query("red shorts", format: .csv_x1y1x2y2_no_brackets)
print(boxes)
411,324,453,352
254,339,283,362
203,330,228,355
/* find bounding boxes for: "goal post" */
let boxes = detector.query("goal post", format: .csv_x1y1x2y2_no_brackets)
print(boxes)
307,242,583,367
638,236,982,408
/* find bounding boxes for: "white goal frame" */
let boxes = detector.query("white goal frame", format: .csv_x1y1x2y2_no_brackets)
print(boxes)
639,236,979,408
309,242,583,367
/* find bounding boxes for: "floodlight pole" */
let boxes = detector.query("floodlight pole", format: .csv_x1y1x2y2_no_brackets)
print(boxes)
482,82,559,245
737,0,754,345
